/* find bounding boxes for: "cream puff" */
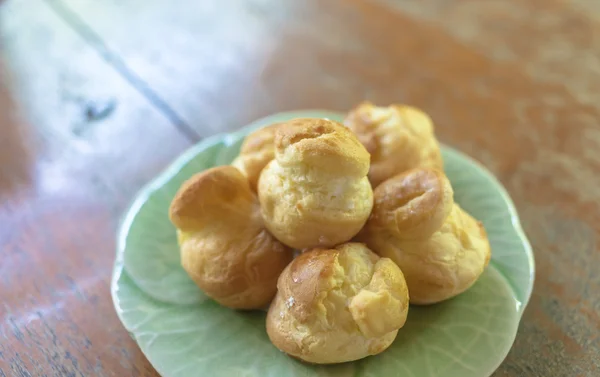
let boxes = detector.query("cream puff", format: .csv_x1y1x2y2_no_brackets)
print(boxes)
231,123,281,192
258,118,373,249
266,243,409,364
168,165,293,310
344,101,443,187
357,168,491,305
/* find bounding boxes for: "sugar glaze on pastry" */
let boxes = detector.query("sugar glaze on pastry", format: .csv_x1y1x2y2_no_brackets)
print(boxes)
168,165,293,310
266,243,409,364
357,168,491,305
258,118,373,249
344,102,443,187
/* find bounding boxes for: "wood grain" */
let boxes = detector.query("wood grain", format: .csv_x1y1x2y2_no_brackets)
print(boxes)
1,0,599,375
0,1,190,376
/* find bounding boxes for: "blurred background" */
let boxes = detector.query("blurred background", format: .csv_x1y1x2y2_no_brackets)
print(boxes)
1,0,599,376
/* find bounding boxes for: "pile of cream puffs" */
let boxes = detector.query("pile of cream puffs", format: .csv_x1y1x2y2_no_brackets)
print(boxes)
168,102,491,364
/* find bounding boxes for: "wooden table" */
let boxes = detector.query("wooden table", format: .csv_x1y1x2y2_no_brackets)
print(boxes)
1,0,598,376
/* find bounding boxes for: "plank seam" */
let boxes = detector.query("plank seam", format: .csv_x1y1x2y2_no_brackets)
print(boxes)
44,0,202,143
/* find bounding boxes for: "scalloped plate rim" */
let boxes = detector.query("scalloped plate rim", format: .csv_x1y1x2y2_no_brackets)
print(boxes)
111,109,535,376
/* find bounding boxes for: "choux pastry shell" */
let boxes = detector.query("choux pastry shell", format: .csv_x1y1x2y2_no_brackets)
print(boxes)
169,165,293,309
344,102,443,187
357,168,491,305
266,243,409,364
258,118,374,249
231,123,281,192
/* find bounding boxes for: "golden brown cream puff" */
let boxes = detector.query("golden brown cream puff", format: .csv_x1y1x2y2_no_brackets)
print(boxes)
344,102,443,187
231,123,282,192
357,168,491,305
266,243,409,364
169,165,293,310
258,118,373,249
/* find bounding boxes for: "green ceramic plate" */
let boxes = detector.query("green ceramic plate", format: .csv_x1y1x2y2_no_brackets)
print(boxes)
112,111,535,377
